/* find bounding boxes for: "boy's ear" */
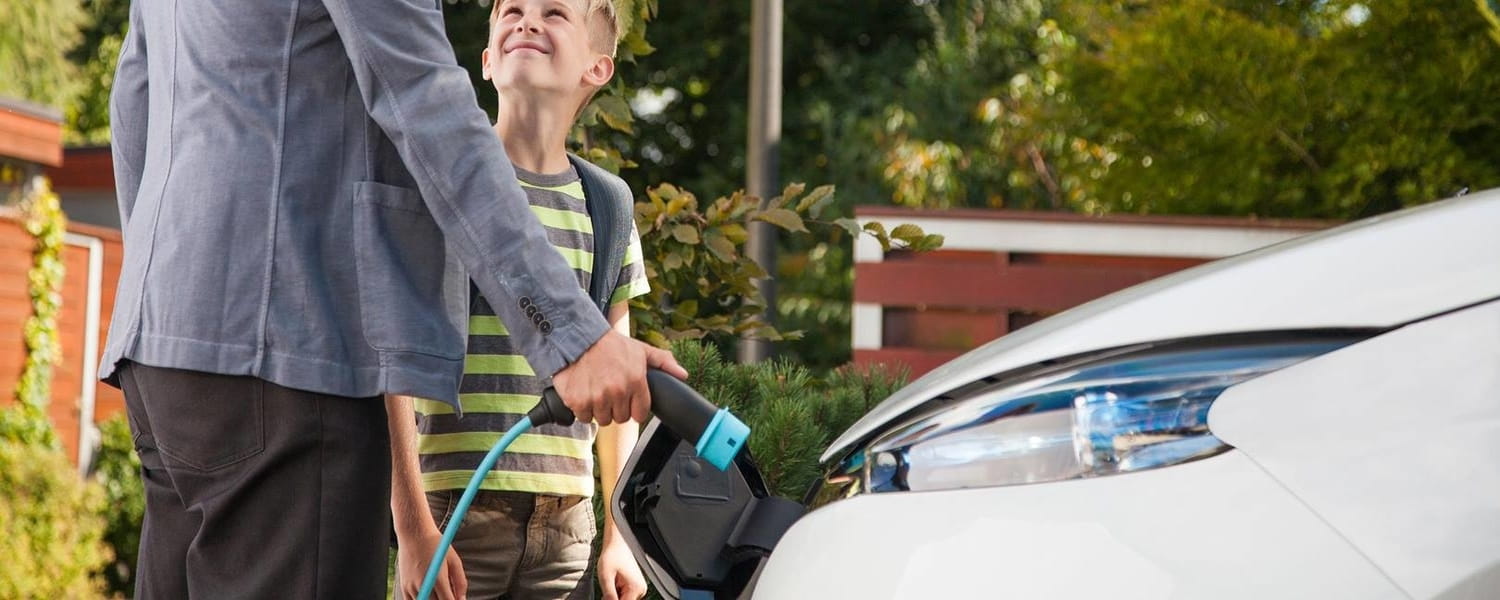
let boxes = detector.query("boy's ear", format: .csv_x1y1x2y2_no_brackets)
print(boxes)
582,54,615,88
481,47,493,81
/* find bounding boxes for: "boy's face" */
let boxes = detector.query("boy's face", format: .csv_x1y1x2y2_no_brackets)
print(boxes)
482,0,612,105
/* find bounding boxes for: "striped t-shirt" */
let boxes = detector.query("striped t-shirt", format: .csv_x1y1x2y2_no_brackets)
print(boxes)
414,164,650,498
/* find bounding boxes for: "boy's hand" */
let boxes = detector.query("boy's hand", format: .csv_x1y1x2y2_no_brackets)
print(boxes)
597,538,648,600
397,527,468,600
553,330,687,425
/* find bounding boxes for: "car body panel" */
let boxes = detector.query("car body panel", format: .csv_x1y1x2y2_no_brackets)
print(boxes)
827,192,1500,463
1210,299,1500,599
754,450,1405,599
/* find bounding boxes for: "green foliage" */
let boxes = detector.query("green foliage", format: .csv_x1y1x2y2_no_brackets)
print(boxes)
574,0,659,170
590,1,933,366
889,0,1500,219
0,0,86,109
1059,0,1500,217
629,181,940,349
0,0,140,142
65,0,131,144
586,1,928,203
0,0,132,142
877,0,1071,210
93,416,144,597
1481,0,1500,45
743,366,827,498
0,439,112,599
1,177,67,448
667,341,905,498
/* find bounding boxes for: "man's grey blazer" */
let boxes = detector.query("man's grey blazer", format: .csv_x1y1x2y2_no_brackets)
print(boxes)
103,0,610,406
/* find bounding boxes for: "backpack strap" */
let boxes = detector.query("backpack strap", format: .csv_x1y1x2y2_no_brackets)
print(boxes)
568,153,634,315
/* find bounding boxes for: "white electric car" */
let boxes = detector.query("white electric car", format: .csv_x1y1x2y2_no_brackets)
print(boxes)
614,190,1500,600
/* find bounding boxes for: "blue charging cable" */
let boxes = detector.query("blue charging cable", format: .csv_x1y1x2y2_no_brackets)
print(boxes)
416,415,533,600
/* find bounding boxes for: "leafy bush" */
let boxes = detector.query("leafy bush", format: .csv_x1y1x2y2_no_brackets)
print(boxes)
0,438,111,599
666,340,907,497
93,415,144,597
630,181,942,350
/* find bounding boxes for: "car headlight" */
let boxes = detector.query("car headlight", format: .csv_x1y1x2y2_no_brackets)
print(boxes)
809,335,1363,504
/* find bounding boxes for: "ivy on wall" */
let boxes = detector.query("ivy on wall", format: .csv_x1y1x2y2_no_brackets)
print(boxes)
1,174,67,447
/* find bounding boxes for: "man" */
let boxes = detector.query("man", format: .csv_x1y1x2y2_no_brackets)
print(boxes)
105,1,681,598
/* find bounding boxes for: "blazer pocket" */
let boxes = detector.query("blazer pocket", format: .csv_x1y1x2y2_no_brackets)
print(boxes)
351,182,466,359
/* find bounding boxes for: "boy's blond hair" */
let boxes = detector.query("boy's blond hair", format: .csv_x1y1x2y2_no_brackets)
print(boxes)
488,0,620,58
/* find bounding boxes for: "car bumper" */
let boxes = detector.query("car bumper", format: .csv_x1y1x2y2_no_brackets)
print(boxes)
754,450,1403,599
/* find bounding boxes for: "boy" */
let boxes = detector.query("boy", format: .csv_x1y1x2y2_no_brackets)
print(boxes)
392,1,650,599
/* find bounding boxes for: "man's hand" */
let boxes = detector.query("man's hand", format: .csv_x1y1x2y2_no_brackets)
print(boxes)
396,527,467,600
597,537,648,600
553,330,687,425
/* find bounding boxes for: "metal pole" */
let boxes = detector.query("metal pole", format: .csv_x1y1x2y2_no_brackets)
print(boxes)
738,0,782,364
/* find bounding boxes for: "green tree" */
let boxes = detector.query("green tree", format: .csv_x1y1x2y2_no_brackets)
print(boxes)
65,0,131,144
1481,0,1500,45
0,0,86,110
871,0,1500,219
933,0,1500,219
1063,0,1500,217
579,1,928,203
868,0,1148,212
0,0,129,143
602,1,932,367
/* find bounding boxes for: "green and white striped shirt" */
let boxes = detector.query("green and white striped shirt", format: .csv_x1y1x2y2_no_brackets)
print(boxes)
414,164,649,497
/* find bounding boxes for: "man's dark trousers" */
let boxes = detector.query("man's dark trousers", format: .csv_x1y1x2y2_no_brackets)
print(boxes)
119,362,391,599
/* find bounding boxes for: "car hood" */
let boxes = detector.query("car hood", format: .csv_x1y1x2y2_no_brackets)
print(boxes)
824,190,1500,463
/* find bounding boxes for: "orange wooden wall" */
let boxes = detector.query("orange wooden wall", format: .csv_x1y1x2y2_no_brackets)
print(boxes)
0,211,124,462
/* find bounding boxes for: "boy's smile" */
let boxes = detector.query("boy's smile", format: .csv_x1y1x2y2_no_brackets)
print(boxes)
505,39,551,56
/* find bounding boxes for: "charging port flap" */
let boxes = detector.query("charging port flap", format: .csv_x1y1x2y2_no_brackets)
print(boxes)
611,419,805,600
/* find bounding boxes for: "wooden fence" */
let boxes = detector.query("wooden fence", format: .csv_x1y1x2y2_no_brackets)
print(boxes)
852,207,1333,377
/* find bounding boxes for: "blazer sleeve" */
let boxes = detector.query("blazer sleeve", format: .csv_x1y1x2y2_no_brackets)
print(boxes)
321,0,609,377
109,0,149,229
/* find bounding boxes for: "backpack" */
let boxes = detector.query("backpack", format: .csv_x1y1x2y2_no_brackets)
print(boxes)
566,153,635,315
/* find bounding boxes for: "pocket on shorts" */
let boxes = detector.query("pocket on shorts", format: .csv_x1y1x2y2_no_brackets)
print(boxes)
429,490,457,531
564,496,599,546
